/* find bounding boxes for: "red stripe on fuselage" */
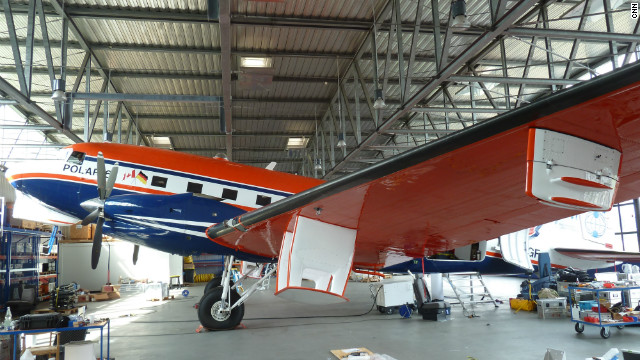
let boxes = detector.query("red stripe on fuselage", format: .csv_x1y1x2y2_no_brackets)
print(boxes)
67,143,323,195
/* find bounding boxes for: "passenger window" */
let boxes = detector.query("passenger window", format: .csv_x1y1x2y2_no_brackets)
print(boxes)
256,195,271,206
67,151,85,165
187,182,203,194
221,188,238,201
151,176,168,188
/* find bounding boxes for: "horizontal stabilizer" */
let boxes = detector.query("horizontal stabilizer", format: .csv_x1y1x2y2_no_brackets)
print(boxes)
553,248,640,262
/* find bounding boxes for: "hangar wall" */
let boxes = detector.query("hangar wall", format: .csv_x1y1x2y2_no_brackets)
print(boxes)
59,242,183,292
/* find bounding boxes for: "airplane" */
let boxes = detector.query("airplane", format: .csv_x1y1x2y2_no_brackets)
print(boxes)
382,212,640,276
5,60,640,331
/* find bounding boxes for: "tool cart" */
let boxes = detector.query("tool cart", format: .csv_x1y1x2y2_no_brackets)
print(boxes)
569,285,640,339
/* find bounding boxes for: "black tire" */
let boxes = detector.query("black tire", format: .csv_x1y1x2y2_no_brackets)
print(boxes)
377,306,386,314
600,327,610,339
204,277,234,294
197,286,244,330
385,307,395,315
575,323,584,333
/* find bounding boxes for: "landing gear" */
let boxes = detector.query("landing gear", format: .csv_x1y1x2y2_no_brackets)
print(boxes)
197,286,244,330
197,255,277,330
204,277,234,294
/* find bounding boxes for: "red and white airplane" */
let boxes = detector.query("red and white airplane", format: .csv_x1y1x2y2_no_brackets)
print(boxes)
6,61,640,330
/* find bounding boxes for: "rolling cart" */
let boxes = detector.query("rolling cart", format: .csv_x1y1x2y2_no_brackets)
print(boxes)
569,285,640,339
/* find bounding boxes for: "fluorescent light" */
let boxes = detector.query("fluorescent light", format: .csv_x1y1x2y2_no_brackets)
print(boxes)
286,137,309,149
151,136,172,148
240,57,273,68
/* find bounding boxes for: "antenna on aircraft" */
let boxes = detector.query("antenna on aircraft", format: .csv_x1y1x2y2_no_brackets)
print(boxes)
213,153,228,160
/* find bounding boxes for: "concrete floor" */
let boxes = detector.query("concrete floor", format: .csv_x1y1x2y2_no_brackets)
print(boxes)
80,276,640,360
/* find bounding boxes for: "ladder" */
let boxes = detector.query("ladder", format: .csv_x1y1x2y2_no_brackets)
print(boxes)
445,272,498,317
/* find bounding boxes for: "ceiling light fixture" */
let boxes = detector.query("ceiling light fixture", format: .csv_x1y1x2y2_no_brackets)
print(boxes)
151,136,172,149
373,88,386,109
287,137,309,149
451,0,470,29
240,57,273,68
51,79,66,102
337,133,347,149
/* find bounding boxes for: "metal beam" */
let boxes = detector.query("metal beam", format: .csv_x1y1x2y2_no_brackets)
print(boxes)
508,28,640,43
0,75,82,143
405,0,423,96
5,3,640,42
69,92,223,103
0,143,66,148
412,107,508,113
0,66,582,87
0,125,55,130
2,0,28,94
219,0,233,160
325,0,539,177
24,0,36,97
381,128,457,135
47,0,148,146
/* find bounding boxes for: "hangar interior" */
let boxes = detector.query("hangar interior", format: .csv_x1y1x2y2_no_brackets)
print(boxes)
0,0,640,359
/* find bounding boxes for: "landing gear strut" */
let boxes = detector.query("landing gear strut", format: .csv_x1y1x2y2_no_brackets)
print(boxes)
197,256,276,330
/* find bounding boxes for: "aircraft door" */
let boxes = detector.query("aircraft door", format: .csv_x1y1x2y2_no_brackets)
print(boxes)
499,229,534,271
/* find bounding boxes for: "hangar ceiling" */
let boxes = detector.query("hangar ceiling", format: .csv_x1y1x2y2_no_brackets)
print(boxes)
0,0,638,179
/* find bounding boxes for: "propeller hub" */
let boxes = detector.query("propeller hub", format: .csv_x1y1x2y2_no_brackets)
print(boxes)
81,197,103,212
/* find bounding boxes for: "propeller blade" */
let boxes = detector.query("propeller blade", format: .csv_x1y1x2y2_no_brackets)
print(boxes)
97,152,106,200
133,244,139,265
91,217,105,269
81,208,100,226
105,162,119,198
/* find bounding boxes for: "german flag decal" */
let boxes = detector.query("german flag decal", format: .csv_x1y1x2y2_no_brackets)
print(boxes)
136,171,148,185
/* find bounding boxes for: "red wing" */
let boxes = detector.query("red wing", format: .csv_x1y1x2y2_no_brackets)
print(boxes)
207,62,640,270
553,248,640,262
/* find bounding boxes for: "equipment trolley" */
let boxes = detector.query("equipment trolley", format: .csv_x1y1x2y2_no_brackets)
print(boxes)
569,285,640,339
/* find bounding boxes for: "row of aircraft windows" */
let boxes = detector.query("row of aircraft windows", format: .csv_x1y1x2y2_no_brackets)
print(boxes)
148,175,272,206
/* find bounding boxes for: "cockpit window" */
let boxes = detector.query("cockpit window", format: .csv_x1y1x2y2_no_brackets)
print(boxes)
67,151,85,165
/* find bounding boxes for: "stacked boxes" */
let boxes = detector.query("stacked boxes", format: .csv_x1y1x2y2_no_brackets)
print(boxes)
625,289,640,309
537,297,567,319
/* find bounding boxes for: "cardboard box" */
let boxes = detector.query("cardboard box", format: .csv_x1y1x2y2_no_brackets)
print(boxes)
91,293,110,301
102,285,114,292
77,294,91,302
69,224,93,240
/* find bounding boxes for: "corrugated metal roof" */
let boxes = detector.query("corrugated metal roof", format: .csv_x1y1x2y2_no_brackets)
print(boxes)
0,0,637,175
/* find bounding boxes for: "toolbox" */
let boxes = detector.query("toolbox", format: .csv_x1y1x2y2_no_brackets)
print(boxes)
17,313,68,330
419,301,450,321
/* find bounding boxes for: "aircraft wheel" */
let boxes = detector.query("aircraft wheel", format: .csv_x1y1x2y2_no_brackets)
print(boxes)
198,286,244,330
574,323,584,333
600,327,610,339
204,277,234,294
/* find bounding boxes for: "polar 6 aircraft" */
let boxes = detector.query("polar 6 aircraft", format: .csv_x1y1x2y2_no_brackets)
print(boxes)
6,62,640,330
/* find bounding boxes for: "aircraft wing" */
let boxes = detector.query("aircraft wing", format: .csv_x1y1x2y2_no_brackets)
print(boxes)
553,248,640,262
205,62,640,301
